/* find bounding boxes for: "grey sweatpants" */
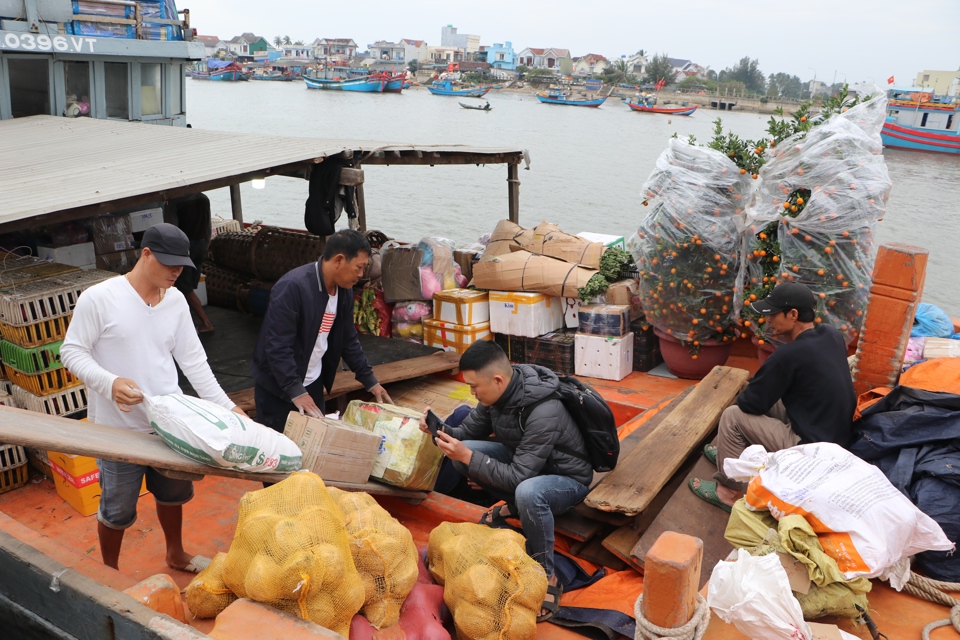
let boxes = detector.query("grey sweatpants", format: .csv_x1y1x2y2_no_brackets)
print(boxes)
713,401,801,491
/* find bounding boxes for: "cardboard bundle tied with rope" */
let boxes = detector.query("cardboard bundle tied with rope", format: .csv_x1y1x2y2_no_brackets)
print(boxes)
521,222,606,270
472,250,598,299
184,552,237,619
328,488,420,629
427,522,547,640
220,472,365,637
479,220,535,262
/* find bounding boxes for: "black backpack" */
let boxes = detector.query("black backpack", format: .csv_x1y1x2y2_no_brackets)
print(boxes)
519,376,620,472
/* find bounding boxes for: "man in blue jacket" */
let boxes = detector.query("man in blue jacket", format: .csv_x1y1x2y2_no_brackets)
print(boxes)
252,229,391,431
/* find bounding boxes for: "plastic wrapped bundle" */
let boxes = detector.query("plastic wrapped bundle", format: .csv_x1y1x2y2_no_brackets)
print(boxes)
221,472,365,637
427,522,546,640
184,552,237,619
739,93,891,345
391,301,432,343
417,237,466,298
628,138,751,344
328,488,419,628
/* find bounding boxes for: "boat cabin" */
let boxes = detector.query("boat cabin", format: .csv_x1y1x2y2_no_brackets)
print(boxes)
886,86,959,133
0,0,202,124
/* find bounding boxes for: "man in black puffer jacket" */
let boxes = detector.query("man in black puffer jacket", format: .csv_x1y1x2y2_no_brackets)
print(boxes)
421,340,591,621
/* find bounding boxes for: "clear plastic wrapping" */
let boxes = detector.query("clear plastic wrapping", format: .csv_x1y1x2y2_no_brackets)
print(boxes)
738,93,891,345
628,138,751,343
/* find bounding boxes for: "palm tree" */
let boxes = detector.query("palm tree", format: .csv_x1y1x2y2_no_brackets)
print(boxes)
602,59,639,86
293,40,304,46
282,35,291,45
273,35,282,48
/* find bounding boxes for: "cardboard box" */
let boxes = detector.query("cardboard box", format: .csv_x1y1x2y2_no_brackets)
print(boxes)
494,333,527,363
602,279,644,320
282,413,382,485
387,377,478,417
433,289,489,325
37,242,95,269
47,452,147,517
489,291,564,338
576,231,626,251
96,249,140,274
342,401,443,491
423,318,492,354
575,332,634,381
523,222,605,269
578,304,630,337
473,250,598,299
453,249,481,282
89,214,135,255
129,208,164,233
381,244,427,302
562,297,582,329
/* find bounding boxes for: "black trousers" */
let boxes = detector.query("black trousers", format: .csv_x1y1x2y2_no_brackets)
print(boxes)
254,379,327,433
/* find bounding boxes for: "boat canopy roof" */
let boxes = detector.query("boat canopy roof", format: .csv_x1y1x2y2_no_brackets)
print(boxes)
207,59,237,70
0,116,528,232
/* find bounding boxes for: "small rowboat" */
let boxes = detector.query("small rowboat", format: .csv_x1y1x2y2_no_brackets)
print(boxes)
535,92,606,107
459,101,492,111
626,102,698,116
428,81,491,97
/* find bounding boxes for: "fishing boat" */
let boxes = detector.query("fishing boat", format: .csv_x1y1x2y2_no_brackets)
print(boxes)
190,59,251,82
459,100,492,111
304,74,386,92
535,90,606,107
250,71,298,82
881,86,960,155
427,80,491,97
382,73,409,93
627,101,697,115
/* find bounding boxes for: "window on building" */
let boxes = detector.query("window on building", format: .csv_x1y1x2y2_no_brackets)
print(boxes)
140,63,162,116
104,62,129,119
920,113,929,127
64,61,91,117
8,57,50,118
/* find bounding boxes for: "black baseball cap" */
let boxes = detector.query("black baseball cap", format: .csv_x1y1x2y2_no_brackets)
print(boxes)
140,223,195,269
750,282,816,315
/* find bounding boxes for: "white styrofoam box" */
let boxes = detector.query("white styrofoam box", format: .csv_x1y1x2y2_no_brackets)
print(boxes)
196,275,207,306
489,292,564,338
575,332,634,381
562,297,582,329
576,232,626,250
37,242,95,268
129,208,164,233
433,289,490,325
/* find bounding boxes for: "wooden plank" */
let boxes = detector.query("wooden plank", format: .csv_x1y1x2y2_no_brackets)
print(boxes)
227,351,462,414
553,510,604,543
572,503,632,527
579,536,628,571
0,406,427,501
601,525,645,572
631,455,734,590
584,366,749,516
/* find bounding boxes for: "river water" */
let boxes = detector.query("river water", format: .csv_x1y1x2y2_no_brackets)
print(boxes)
187,80,960,316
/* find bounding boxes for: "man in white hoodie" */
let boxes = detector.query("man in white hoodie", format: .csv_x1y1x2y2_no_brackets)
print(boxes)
62,222,244,572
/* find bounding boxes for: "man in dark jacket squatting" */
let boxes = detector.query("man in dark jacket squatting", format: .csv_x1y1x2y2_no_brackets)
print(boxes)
420,340,592,622
252,229,391,431
689,282,856,512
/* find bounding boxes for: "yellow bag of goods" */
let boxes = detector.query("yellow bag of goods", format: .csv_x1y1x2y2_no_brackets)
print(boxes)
221,472,365,637
184,552,237,619
342,401,443,491
427,522,546,640
328,487,419,628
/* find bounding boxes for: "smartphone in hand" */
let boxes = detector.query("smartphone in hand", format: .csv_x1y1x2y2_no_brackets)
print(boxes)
425,410,446,439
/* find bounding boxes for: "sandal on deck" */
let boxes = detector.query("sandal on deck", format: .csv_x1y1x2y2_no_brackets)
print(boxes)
537,582,563,623
688,478,732,514
703,444,718,466
478,504,512,527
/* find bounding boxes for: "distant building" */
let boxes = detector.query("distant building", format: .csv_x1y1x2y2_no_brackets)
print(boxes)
428,45,463,64
196,35,229,58
313,38,358,59
573,53,609,77
666,57,696,81
368,41,405,62
280,44,312,61
226,33,270,61
516,47,570,70
481,42,516,71
809,79,829,96
402,39,429,63
915,69,960,96
624,52,647,77
441,25,480,53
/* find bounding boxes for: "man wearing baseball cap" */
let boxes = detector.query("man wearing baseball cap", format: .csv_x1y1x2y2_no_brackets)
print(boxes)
689,282,856,512
62,222,246,572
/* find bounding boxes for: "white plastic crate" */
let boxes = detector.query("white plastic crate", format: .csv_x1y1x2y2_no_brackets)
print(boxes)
211,217,243,238
13,384,87,416
0,270,117,327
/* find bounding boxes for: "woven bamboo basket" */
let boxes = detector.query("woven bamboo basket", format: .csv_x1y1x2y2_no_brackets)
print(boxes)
203,263,249,310
210,226,326,281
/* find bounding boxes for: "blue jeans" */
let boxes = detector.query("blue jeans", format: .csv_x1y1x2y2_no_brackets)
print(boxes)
452,441,589,579
97,459,194,530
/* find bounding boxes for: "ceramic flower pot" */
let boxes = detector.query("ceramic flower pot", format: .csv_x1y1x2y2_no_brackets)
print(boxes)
654,327,733,379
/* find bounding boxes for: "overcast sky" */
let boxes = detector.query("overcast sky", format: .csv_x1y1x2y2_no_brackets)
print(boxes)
191,0,958,88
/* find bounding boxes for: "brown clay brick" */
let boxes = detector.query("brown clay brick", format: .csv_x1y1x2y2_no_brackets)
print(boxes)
641,532,703,628
122,574,186,623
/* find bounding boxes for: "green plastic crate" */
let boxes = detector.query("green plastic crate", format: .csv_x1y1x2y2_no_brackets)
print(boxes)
0,339,63,374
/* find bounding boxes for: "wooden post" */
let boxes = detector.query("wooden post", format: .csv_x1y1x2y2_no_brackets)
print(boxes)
229,183,243,224
851,243,928,396
507,161,520,223
355,164,367,232
641,532,703,629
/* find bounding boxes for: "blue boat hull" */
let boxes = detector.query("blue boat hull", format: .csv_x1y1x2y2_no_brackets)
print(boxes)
304,76,384,92
428,85,491,97
536,94,606,107
881,119,960,155
191,70,249,81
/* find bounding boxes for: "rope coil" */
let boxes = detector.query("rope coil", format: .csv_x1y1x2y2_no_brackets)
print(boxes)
634,593,709,640
905,573,960,640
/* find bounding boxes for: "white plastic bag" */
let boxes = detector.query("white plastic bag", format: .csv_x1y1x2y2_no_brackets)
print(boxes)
708,549,812,639
144,394,302,473
724,443,954,582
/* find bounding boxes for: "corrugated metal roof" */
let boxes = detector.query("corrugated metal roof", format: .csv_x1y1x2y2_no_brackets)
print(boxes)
0,116,526,228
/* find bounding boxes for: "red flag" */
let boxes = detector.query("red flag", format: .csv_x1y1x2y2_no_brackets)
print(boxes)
887,75,895,85
655,78,665,91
